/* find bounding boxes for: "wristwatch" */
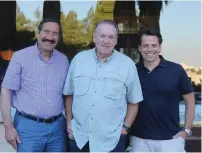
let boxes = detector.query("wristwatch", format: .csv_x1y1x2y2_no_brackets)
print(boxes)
184,128,192,137
123,124,130,132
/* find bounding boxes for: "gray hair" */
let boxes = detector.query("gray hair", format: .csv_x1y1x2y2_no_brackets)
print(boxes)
94,20,119,35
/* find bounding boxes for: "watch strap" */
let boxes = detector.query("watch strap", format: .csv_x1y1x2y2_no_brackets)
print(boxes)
123,124,130,132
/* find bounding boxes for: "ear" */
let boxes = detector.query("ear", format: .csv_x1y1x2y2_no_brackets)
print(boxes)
115,35,118,45
159,44,162,53
58,34,60,41
93,33,96,44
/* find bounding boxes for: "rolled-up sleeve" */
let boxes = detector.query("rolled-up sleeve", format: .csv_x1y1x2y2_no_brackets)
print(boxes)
63,57,76,96
1,52,22,90
126,62,143,104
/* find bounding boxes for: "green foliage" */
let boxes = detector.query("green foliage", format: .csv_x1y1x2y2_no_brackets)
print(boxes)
61,11,79,45
191,68,196,73
81,6,95,45
32,5,42,38
16,4,31,31
93,1,114,29
61,8,95,49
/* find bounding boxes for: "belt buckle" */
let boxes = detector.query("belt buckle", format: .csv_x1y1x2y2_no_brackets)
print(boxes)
52,117,55,122
44,117,54,123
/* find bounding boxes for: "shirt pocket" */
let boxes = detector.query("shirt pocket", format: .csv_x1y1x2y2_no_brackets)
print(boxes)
104,73,126,101
73,75,91,96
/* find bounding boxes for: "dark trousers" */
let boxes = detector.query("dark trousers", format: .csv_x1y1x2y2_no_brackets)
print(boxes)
69,135,126,152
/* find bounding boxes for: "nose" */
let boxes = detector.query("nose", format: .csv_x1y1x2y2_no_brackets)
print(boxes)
103,37,110,44
148,46,152,51
46,32,54,40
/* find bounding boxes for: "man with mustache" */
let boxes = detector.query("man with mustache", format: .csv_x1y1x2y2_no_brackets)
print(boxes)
0,18,69,152
128,28,195,152
63,20,143,152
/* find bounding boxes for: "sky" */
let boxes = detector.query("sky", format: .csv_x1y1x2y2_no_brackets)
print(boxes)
17,0,201,67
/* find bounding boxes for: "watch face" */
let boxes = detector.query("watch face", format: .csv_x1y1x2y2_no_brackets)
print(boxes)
185,129,190,133
185,129,192,136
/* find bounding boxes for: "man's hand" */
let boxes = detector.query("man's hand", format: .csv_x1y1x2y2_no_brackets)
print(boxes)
67,121,74,139
5,126,21,150
173,131,188,140
121,128,128,135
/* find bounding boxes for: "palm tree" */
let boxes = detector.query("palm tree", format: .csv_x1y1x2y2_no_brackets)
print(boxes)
137,0,169,32
0,1,16,51
43,0,61,21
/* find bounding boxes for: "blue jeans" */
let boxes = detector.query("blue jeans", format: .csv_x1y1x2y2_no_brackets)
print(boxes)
69,135,126,152
14,113,67,152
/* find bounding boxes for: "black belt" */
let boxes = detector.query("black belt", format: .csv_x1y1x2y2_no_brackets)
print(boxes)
16,111,62,123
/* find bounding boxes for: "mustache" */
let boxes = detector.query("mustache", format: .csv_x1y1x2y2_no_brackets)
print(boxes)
42,39,55,44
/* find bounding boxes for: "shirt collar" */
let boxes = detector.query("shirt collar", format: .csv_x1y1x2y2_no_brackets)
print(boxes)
34,43,57,58
93,47,115,63
138,55,168,69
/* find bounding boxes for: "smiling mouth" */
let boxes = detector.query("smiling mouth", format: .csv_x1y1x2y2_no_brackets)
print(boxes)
42,39,55,44
146,53,156,56
102,45,110,48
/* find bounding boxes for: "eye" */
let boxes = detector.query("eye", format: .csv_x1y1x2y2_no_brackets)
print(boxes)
109,36,114,39
43,30,49,34
53,32,59,37
143,44,149,48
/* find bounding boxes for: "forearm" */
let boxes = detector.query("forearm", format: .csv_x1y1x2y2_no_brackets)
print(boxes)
184,101,195,129
64,95,73,123
124,103,139,127
0,88,13,129
183,93,195,129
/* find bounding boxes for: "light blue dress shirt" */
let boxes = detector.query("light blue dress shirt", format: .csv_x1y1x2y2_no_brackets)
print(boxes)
63,48,143,152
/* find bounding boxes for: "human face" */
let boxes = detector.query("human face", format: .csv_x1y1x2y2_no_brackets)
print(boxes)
93,23,118,57
37,22,60,53
138,35,162,63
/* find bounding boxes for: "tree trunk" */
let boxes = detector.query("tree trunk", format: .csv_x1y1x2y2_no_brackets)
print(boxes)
138,1,162,32
0,1,16,51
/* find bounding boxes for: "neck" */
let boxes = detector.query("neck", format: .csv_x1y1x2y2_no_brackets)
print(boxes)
37,45,53,61
144,57,161,71
96,50,113,62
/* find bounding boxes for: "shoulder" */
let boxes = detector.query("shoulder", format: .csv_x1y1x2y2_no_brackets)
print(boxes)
11,45,35,60
54,50,69,64
164,60,185,72
73,49,94,61
162,60,189,80
114,51,135,66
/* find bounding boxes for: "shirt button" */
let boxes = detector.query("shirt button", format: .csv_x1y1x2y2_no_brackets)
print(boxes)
95,91,97,93
92,104,94,107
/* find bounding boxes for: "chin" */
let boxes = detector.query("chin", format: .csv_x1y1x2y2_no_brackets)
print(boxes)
147,58,158,63
43,47,54,52
104,49,113,54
